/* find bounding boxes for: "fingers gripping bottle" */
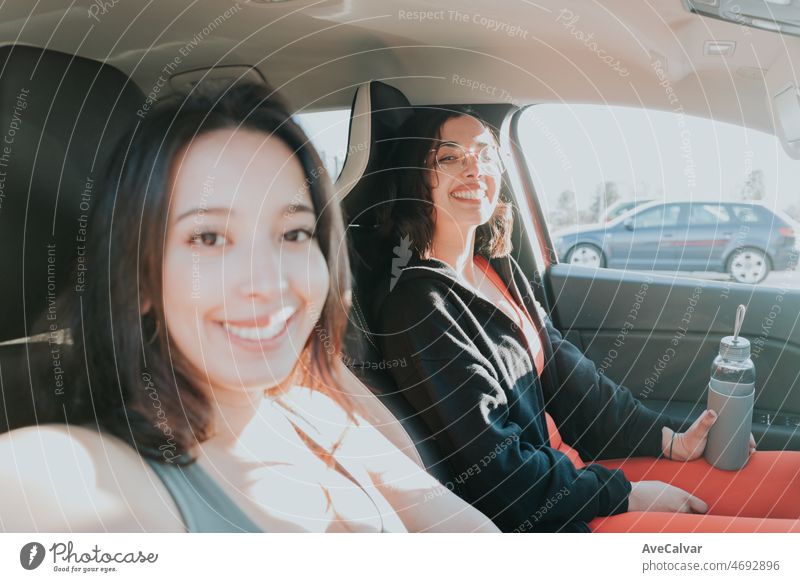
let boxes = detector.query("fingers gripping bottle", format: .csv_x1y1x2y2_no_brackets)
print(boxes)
704,304,755,470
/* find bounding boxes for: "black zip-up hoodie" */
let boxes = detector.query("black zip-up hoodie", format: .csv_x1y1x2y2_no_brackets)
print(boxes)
374,253,685,532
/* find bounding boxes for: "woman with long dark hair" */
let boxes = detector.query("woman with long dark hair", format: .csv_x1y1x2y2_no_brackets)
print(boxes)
0,85,497,533
374,107,800,533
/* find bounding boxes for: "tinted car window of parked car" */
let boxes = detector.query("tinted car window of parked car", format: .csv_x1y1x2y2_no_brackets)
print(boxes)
634,204,681,228
689,204,731,226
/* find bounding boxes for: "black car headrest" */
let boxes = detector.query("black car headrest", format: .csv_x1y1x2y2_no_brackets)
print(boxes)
0,45,144,342
336,81,413,227
336,82,453,483
0,340,54,433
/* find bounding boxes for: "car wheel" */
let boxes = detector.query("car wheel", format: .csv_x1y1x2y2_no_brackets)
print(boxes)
565,244,606,268
728,247,771,284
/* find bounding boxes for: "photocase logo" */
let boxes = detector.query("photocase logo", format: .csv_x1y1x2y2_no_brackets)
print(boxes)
20,542,46,570
390,234,412,291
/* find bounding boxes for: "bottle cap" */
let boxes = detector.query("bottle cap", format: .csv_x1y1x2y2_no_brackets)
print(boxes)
719,335,751,361
720,303,750,361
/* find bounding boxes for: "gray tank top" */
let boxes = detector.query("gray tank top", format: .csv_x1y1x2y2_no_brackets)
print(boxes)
144,456,262,533
143,404,387,532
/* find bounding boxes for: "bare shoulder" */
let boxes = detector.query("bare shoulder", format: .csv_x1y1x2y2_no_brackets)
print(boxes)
0,425,184,532
0,424,113,485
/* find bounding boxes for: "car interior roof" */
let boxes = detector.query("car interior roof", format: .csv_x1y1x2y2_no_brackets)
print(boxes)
1,0,796,134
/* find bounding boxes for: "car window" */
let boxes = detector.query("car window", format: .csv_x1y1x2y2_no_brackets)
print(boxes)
633,205,680,228
689,204,731,226
607,201,637,220
730,204,763,224
294,109,351,180
518,104,800,287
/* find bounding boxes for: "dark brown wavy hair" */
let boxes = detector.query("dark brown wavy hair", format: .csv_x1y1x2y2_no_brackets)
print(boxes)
40,83,350,462
378,107,513,259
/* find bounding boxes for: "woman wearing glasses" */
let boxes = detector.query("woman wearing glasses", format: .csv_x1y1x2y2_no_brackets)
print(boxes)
373,108,800,533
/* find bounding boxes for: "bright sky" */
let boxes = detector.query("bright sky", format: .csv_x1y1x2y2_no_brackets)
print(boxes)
294,110,351,180
518,104,800,217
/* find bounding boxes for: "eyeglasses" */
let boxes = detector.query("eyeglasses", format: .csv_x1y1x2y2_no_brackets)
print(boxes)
428,143,505,174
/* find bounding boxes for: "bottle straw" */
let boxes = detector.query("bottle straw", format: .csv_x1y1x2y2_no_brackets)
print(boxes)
732,304,746,344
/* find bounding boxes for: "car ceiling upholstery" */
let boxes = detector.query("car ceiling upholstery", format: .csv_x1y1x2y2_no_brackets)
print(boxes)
1,0,797,134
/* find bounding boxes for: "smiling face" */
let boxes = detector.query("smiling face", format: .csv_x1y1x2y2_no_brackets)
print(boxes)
427,115,502,238
162,129,329,403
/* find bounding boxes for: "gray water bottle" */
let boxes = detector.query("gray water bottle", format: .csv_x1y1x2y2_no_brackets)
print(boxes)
704,304,754,471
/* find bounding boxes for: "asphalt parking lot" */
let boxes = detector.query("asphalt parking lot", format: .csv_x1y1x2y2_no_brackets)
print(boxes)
674,266,800,289
760,268,800,288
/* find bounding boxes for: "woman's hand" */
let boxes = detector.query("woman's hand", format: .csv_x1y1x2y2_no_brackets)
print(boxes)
661,409,757,461
627,480,708,514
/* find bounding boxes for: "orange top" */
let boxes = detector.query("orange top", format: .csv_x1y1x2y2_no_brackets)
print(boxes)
473,255,544,376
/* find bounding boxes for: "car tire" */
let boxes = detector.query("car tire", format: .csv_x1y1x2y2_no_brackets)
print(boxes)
565,244,606,268
727,247,771,284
